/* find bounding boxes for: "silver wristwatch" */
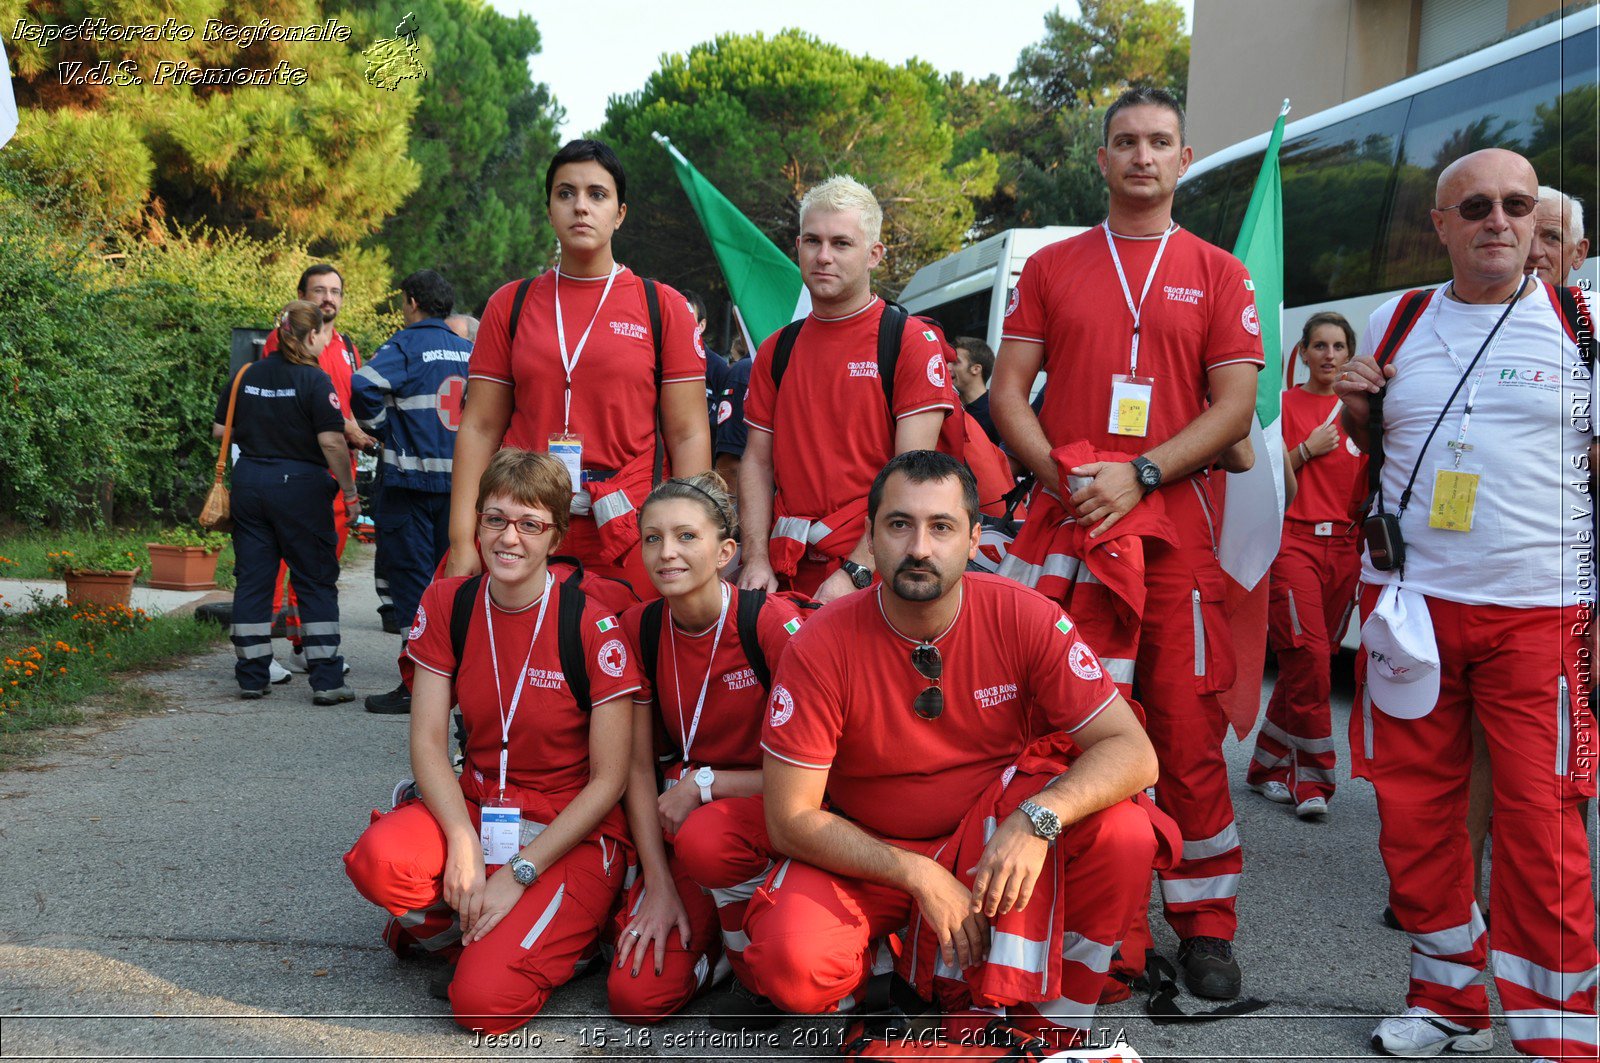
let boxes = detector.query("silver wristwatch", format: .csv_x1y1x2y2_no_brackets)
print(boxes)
508,854,538,886
1017,799,1062,842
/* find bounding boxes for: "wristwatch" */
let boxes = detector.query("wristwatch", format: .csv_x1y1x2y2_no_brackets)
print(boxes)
694,765,716,804
508,854,539,886
1130,456,1163,493
1017,799,1062,842
841,559,873,589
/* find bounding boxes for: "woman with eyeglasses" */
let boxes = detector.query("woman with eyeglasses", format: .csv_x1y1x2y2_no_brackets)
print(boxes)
344,449,639,1034
605,472,803,1025
446,138,712,593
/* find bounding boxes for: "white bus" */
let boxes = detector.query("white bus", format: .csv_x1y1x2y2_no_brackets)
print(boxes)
1175,7,1597,384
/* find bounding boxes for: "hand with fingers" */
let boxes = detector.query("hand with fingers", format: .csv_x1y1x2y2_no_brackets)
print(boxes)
1068,460,1144,538
657,777,703,838
968,812,1050,919
1333,354,1394,423
1304,421,1341,459
461,865,525,945
441,839,486,920
615,879,693,978
911,859,990,972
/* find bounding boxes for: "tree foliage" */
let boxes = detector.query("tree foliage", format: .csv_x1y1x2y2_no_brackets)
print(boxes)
596,30,998,307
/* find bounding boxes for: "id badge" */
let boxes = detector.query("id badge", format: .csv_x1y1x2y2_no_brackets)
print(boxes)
1108,375,1154,437
1428,464,1481,532
548,433,583,493
479,804,522,866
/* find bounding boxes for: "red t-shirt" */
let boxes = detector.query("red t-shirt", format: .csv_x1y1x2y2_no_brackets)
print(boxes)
469,268,705,473
1282,385,1367,525
761,574,1119,840
405,575,642,802
621,585,802,772
744,298,954,518
261,330,360,413
1001,226,1264,453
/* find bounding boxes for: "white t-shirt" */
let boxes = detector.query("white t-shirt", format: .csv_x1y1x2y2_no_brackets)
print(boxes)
1360,283,1595,607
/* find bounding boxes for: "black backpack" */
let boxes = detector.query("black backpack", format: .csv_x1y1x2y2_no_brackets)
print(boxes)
769,301,909,410
447,557,595,711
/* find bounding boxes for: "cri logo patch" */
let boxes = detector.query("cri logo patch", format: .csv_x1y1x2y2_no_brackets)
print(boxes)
769,684,795,727
598,639,628,678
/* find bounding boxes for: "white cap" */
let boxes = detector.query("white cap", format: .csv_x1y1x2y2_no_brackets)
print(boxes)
1360,584,1441,719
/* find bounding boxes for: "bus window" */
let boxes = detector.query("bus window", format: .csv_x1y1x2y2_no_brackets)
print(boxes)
911,288,992,345
1280,101,1409,308
1174,156,1247,246
1380,39,1568,292
1527,26,1597,251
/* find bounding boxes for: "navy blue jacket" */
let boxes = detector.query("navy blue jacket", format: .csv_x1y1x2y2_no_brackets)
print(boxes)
350,318,473,493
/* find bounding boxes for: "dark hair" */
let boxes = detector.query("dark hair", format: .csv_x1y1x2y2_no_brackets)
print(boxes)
1103,86,1187,146
1300,311,1356,357
954,336,995,384
400,269,454,319
545,138,627,205
680,289,708,325
868,450,979,528
641,471,738,541
297,263,343,296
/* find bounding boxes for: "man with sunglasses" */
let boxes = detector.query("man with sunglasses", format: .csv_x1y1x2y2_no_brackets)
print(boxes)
1336,148,1596,1062
747,450,1162,1044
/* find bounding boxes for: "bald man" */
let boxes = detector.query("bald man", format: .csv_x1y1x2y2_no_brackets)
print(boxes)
1337,149,1596,1062
1526,185,1590,288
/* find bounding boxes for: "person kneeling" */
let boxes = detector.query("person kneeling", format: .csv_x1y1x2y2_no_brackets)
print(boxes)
747,451,1171,1046
343,449,639,1034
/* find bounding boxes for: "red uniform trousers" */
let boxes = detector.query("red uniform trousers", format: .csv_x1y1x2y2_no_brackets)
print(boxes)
1247,521,1360,803
563,514,654,600
735,801,1156,1048
343,798,625,1035
605,850,724,1023
273,481,352,641
1115,481,1242,975
1351,588,1596,1063
670,795,775,985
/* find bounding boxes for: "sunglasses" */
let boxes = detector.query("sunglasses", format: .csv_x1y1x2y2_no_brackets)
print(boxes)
478,512,553,537
1436,194,1537,221
911,643,943,721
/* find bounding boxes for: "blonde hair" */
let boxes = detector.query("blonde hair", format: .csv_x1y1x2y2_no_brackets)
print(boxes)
641,471,738,541
476,449,572,543
275,300,324,366
799,175,883,245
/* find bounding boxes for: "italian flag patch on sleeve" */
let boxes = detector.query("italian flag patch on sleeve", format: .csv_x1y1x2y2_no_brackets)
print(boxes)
596,617,618,633
784,618,801,635
1055,617,1073,636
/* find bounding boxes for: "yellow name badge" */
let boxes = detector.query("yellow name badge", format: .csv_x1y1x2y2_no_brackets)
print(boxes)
1428,466,1481,532
1108,374,1154,438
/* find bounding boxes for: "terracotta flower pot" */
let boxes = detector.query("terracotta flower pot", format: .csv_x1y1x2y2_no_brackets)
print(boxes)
146,544,222,591
64,568,140,608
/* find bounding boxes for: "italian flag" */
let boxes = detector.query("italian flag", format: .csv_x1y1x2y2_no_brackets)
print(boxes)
653,133,810,352
1055,617,1074,636
783,618,801,636
595,617,617,633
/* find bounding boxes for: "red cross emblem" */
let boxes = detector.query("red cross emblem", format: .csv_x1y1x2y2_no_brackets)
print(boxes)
437,376,467,431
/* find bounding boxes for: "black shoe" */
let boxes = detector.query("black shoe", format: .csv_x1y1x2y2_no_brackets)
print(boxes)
365,683,413,715
311,685,356,706
381,613,402,635
427,961,456,1001
1382,905,1402,930
707,978,783,1032
1177,936,1241,1000
238,688,269,700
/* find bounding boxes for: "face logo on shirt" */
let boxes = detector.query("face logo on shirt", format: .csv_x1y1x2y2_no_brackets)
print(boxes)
1241,304,1261,337
926,353,946,389
598,638,628,678
1005,287,1020,318
407,605,427,640
1068,641,1103,681
717,400,732,425
769,683,795,728
437,375,467,432
329,392,342,411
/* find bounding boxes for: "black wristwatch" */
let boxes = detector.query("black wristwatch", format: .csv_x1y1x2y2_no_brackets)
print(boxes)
1131,456,1163,493
840,559,873,589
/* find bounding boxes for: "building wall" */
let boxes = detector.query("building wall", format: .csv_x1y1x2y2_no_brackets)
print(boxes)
1186,0,1576,159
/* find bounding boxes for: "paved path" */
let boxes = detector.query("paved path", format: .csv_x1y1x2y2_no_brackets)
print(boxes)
0,578,217,618
0,545,1547,1061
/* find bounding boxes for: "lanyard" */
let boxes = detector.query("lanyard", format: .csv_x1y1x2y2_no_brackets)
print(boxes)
553,264,622,433
1102,221,1176,376
483,571,554,800
667,581,730,762
1431,278,1526,467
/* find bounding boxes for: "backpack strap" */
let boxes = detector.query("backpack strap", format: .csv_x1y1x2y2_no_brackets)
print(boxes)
1366,288,1435,509
642,278,666,485
875,302,910,416
770,319,806,391
1550,283,1596,367
735,587,771,692
638,598,667,705
449,575,485,683
506,277,534,347
556,563,593,712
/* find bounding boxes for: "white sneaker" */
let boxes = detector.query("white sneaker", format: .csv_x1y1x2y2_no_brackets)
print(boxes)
1371,1006,1493,1056
287,648,309,674
268,660,293,685
1296,796,1329,820
1251,780,1293,804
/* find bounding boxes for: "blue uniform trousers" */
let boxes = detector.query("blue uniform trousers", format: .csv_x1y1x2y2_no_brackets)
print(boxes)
371,465,394,622
377,484,451,637
230,458,345,692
